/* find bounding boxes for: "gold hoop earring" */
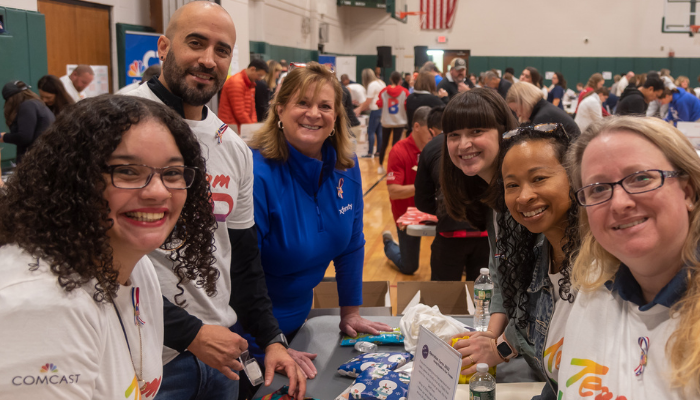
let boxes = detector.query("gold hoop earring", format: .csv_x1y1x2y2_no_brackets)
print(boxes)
277,120,284,130
160,220,187,252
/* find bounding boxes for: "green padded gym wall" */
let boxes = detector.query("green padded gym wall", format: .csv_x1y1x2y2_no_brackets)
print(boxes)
0,6,48,169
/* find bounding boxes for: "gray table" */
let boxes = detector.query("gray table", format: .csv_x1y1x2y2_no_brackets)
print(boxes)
254,316,541,399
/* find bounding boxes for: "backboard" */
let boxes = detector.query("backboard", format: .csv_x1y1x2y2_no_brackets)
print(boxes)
662,0,697,35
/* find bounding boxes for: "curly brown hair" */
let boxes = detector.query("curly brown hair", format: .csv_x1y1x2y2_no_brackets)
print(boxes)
0,95,218,303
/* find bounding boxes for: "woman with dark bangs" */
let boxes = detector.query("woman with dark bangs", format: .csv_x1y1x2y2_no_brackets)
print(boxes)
0,95,217,399
441,89,579,399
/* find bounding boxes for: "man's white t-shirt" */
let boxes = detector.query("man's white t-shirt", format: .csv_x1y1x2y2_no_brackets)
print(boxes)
128,83,256,364
367,80,386,111
59,75,83,103
0,244,164,400
542,271,575,390
346,83,367,105
558,286,682,399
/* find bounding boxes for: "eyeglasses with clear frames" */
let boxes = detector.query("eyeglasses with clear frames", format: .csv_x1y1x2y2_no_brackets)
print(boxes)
575,169,682,207
105,164,197,190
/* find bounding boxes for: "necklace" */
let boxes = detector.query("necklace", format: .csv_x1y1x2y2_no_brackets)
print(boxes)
114,287,147,391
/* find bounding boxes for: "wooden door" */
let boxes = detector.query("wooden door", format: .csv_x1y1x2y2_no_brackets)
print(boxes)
37,0,112,93
442,49,471,75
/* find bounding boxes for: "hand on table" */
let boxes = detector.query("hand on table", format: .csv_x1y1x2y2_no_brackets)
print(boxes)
451,331,503,376
264,343,307,399
287,348,318,379
339,309,393,337
187,324,248,381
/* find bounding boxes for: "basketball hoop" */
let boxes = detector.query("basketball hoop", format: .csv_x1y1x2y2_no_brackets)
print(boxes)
398,11,427,26
691,25,700,36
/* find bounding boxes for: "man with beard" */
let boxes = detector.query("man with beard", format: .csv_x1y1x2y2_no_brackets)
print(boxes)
127,2,305,399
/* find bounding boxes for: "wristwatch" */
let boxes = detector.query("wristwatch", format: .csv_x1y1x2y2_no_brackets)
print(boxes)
495,334,517,362
265,333,289,349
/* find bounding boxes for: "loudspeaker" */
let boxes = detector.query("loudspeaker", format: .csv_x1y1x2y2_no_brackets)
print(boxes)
376,46,392,68
414,46,429,68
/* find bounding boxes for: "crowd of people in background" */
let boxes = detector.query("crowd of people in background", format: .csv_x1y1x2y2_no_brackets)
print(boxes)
3,3,700,398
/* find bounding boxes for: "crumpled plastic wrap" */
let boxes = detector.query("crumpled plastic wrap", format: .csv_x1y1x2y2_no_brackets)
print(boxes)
399,303,469,353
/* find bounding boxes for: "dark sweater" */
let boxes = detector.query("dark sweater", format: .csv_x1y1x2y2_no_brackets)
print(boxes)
3,99,55,164
497,78,512,99
342,85,360,127
616,86,647,116
437,76,475,101
414,133,480,233
255,79,271,122
406,92,446,133
530,98,581,137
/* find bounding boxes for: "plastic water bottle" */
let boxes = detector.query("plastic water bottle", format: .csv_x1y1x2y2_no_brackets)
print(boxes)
474,268,493,332
469,363,496,400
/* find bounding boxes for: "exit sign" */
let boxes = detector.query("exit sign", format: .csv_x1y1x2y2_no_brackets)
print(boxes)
437,36,448,43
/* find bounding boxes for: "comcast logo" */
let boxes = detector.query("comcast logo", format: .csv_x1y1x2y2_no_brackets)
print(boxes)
40,363,58,373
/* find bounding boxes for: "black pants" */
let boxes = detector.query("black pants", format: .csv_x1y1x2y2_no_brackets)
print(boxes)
379,126,404,165
430,234,490,281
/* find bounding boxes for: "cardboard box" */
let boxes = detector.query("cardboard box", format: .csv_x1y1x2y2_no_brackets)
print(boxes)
308,281,392,318
397,281,475,316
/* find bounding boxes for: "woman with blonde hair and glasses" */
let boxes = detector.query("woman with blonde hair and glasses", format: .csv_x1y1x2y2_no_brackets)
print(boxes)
560,116,700,398
244,62,392,381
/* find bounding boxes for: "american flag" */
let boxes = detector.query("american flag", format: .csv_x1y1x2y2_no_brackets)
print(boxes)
420,0,458,30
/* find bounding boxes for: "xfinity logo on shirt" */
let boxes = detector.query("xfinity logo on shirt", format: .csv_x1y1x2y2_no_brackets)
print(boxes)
12,363,80,386
339,204,353,215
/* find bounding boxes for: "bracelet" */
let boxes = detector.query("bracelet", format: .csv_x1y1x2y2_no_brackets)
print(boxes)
491,338,508,363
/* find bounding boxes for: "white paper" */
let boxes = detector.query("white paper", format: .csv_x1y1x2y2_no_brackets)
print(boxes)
676,121,700,149
407,326,462,400
545,71,554,80
602,71,612,80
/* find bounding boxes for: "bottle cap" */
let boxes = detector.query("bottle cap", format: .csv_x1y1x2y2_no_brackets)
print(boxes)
476,363,489,373
480,268,489,275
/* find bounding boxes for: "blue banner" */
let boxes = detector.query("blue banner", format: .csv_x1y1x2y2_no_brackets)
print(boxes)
124,31,161,86
318,55,336,72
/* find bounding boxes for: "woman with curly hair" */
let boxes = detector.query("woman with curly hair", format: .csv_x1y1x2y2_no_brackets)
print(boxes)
561,116,700,399
469,124,579,399
0,95,217,399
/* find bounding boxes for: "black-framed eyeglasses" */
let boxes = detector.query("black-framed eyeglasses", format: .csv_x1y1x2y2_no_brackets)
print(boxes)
502,123,568,140
575,169,682,207
104,164,197,190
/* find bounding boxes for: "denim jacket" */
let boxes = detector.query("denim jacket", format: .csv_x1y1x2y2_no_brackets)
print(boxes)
488,213,559,399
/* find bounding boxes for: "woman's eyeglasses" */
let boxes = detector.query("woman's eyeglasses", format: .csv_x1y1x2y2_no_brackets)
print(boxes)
104,164,197,190
575,169,682,207
502,123,568,140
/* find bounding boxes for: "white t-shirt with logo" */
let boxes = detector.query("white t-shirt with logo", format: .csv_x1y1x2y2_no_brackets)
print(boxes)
558,286,682,399
367,80,386,111
0,244,164,400
128,84,256,364
542,272,575,390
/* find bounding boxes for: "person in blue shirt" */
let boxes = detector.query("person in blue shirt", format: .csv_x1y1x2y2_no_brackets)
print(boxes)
660,87,700,126
546,72,566,110
246,62,392,380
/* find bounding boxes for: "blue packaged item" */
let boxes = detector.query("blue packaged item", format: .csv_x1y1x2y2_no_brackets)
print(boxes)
337,352,413,378
347,367,410,400
340,328,404,346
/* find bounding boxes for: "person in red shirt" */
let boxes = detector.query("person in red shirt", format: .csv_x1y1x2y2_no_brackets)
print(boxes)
219,58,268,131
382,106,434,274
